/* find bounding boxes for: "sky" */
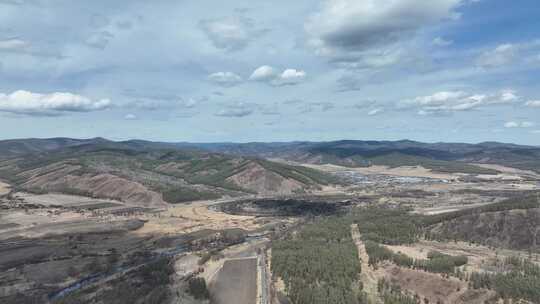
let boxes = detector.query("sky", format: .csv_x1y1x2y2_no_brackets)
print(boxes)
1,0,540,145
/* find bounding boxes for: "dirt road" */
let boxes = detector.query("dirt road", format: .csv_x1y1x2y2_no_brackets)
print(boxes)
351,224,381,304
258,252,269,304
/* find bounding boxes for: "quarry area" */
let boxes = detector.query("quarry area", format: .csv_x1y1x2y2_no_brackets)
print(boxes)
1,156,540,304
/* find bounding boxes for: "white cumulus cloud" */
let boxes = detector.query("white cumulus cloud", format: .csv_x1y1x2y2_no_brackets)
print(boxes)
475,41,540,68
199,16,267,52
178,98,198,109
208,72,243,87
432,37,453,47
215,108,253,117
504,121,519,128
249,65,277,82
401,89,519,115
279,69,307,85
0,90,111,116
215,102,255,118
0,38,30,51
249,66,306,86
368,108,384,116
504,121,534,128
477,44,516,68
525,100,540,107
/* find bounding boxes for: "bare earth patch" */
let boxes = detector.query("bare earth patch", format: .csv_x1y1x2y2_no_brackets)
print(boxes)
381,265,495,304
416,202,494,215
135,199,269,236
384,240,533,274
19,163,168,208
210,258,257,304
304,163,459,180
472,163,540,178
0,215,143,240
13,192,123,207
227,161,306,195
0,181,10,196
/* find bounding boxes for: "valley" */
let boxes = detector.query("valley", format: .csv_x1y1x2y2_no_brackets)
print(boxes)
4,1,538,303
0,138,539,304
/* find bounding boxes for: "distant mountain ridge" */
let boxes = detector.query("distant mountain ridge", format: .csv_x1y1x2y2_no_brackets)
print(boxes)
1,137,540,174
0,137,181,159
171,139,540,174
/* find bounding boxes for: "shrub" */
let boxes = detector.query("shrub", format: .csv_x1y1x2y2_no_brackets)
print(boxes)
187,277,210,300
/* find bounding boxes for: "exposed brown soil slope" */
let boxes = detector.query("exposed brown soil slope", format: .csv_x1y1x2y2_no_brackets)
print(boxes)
226,161,306,195
383,265,495,304
0,181,9,196
0,142,336,204
19,162,167,208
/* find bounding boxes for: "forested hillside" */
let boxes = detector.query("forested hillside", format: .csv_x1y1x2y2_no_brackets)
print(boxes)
4,138,540,174
0,142,337,206
271,217,363,304
271,194,540,304
182,139,540,174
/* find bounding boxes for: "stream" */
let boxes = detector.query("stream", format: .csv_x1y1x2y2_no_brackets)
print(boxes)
48,244,188,301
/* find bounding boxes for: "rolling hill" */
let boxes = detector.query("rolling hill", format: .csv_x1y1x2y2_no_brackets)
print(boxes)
178,140,540,174
0,140,337,207
2,137,540,207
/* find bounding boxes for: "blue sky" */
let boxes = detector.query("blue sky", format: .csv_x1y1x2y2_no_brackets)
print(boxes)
0,0,539,144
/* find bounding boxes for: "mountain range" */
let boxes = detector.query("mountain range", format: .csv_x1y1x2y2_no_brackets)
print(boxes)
1,137,540,207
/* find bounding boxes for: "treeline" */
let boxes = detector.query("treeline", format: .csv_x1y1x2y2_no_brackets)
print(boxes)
422,196,540,250
348,194,539,246
257,159,339,186
469,257,540,303
271,217,362,304
365,241,467,275
162,187,220,203
421,194,540,227
187,277,210,300
413,252,467,275
99,257,174,304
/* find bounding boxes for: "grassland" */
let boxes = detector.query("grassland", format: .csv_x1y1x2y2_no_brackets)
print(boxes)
312,152,500,175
